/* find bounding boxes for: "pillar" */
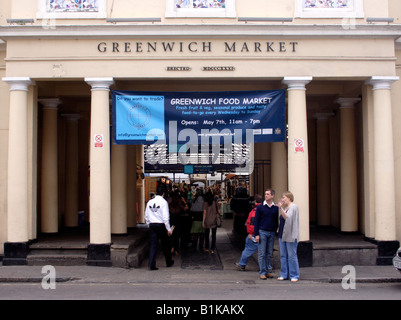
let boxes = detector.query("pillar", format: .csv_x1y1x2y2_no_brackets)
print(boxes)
366,76,400,264
315,113,334,226
62,113,80,227
111,144,128,234
136,145,145,223
282,77,312,267
361,85,375,239
85,77,114,266
271,142,288,203
329,115,341,228
2,77,34,265
127,145,138,228
336,98,360,232
39,98,61,233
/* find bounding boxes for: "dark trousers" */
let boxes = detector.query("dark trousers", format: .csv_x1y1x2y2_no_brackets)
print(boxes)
148,223,173,269
204,227,217,251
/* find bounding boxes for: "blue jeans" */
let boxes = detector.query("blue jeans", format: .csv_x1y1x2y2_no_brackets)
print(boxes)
257,230,275,275
279,238,300,280
239,236,258,267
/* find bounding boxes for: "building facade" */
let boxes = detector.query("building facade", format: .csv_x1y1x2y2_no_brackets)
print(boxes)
0,0,401,266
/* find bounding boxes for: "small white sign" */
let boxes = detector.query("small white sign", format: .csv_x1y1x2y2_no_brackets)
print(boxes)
94,134,104,148
294,138,304,153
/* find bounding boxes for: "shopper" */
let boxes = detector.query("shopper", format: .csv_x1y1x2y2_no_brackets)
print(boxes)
145,184,174,270
235,194,263,271
202,190,219,254
254,189,279,280
190,188,205,251
277,191,300,282
168,190,187,255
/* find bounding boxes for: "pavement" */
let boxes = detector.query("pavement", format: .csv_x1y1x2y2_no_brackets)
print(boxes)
0,263,400,285
0,222,400,285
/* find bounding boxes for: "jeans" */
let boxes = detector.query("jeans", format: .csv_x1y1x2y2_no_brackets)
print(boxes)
238,236,258,267
279,238,300,280
258,230,275,275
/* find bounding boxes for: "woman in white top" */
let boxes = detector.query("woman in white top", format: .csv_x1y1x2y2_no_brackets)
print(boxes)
277,191,300,282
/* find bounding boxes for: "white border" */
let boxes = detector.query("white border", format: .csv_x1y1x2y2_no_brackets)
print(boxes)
37,0,107,19
295,0,364,18
165,0,236,18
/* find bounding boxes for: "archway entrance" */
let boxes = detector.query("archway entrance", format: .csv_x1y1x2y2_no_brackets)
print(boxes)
30,78,376,267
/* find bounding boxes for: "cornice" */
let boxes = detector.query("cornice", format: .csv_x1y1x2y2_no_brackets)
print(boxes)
1,24,401,40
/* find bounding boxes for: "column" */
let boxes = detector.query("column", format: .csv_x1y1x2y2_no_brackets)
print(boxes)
39,98,61,233
336,98,360,232
282,77,312,240
315,113,334,226
85,77,114,266
62,113,80,227
111,144,128,234
127,145,138,228
329,115,341,228
282,77,312,267
361,85,375,239
366,76,400,264
271,142,288,203
2,77,34,265
136,145,145,223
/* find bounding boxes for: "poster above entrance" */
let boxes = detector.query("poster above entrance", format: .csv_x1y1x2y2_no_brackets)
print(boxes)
112,90,286,146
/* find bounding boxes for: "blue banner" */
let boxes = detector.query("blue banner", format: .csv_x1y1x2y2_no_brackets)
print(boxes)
112,90,286,145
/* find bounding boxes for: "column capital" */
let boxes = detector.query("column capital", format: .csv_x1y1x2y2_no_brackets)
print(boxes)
366,76,399,90
335,97,361,109
2,77,35,92
282,77,312,91
61,113,81,122
39,98,62,109
85,77,114,91
315,112,335,121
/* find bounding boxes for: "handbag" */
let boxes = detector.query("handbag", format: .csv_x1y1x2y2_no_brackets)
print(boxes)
217,214,222,228
216,201,222,228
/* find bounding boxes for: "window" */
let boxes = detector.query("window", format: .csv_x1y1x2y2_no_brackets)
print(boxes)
49,0,99,12
37,0,106,19
295,0,364,18
303,0,352,9
175,0,226,9
166,0,236,18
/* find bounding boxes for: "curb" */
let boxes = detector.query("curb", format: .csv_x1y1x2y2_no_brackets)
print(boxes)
0,276,79,283
1,275,400,284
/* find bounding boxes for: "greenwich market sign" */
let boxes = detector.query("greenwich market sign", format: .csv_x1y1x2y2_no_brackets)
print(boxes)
97,40,299,54
113,90,285,171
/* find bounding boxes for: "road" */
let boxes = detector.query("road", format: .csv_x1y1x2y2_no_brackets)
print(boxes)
0,280,400,301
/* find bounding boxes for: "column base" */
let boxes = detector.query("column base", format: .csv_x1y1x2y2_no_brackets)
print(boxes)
2,242,29,266
376,240,400,266
297,241,313,267
87,244,112,267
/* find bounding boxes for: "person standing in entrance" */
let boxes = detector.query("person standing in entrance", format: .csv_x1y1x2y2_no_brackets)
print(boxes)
254,189,279,280
202,190,219,254
277,191,300,282
145,184,174,270
235,194,263,271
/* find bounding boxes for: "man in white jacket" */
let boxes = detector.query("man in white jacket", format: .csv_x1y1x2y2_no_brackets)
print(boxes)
145,184,174,270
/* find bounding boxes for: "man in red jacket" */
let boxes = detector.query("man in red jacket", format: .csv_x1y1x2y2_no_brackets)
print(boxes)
235,194,263,271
